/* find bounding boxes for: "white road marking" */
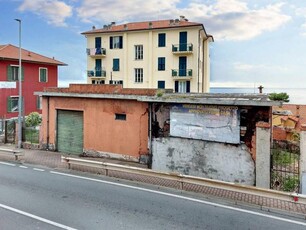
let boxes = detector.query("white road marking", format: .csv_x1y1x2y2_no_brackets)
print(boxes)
0,162,16,167
19,165,28,169
0,203,77,230
33,168,45,172
50,170,306,227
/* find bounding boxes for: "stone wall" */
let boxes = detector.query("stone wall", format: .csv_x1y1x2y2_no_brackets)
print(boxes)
152,137,255,185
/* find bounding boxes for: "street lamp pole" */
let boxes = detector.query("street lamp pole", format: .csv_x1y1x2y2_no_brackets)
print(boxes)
15,19,22,149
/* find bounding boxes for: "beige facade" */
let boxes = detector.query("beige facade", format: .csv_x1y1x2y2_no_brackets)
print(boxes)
82,17,213,93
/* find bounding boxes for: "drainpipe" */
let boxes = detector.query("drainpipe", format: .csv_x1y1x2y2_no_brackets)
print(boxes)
197,29,202,93
46,96,50,150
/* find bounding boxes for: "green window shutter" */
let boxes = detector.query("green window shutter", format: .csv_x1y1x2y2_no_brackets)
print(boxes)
21,67,24,81
40,69,43,82
22,96,24,112
113,59,119,71
40,68,47,82
36,96,41,109
7,66,12,81
7,97,12,112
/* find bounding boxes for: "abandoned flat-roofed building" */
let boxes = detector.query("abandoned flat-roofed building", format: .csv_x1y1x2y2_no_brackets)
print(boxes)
81,16,213,93
36,85,281,186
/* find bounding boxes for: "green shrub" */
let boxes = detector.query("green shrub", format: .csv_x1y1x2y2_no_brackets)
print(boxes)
25,112,42,127
268,92,289,102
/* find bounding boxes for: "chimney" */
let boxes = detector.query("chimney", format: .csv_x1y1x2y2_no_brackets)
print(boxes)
169,19,174,25
28,52,31,57
258,85,264,94
180,15,185,21
111,22,116,26
92,25,96,30
103,25,107,29
175,19,179,24
124,24,128,30
149,22,153,28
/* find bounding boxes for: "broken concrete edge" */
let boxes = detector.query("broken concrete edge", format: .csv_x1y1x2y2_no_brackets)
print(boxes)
256,121,270,129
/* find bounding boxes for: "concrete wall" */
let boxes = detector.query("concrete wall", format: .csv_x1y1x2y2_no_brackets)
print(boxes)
255,122,271,189
152,137,255,185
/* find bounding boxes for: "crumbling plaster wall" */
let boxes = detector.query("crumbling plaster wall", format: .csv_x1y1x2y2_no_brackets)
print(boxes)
152,137,255,185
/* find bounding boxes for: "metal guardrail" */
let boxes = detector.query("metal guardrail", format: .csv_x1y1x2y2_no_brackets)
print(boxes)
61,156,306,204
0,148,24,160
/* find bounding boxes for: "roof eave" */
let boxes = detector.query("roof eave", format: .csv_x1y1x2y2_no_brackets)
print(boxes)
81,24,203,35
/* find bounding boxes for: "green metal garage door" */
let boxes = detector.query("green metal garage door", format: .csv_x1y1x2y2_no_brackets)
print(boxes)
57,110,83,155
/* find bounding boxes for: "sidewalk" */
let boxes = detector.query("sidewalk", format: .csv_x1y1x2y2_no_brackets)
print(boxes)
1,143,306,217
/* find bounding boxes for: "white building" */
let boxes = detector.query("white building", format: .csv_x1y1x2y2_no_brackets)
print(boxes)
81,16,213,93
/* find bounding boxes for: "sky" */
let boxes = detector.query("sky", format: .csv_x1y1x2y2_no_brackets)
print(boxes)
1,0,306,89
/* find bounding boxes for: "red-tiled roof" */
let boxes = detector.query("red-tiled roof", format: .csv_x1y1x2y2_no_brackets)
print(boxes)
0,44,66,66
81,19,204,35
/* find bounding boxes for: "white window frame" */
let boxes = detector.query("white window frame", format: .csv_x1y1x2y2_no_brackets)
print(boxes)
134,68,143,83
10,65,19,81
9,96,19,112
135,45,143,60
39,67,48,82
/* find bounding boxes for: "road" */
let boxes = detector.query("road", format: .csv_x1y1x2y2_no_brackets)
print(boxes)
0,161,306,230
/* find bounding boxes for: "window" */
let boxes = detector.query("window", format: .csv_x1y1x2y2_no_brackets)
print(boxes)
7,96,21,112
39,68,48,82
115,113,126,121
36,96,42,110
158,33,166,47
95,59,102,76
7,65,23,81
109,80,123,85
158,81,165,89
158,57,165,71
135,68,143,83
95,37,102,54
95,37,101,48
135,45,143,60
92,80,105,84
113,58,120,71
175,81,190,93
110,36,123,49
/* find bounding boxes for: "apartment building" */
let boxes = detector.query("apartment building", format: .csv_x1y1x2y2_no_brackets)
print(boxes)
81,16,213,93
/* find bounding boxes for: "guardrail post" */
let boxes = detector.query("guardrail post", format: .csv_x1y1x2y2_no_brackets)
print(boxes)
256,122,271,189
300,124,306,194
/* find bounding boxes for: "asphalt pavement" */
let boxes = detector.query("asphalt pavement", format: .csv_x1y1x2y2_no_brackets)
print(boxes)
0,143,306,219
1,163,306,230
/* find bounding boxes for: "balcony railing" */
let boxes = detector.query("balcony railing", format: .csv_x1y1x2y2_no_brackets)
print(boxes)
87,69,106,77
172,69,193,78
172,43,193,53
86,48,106,56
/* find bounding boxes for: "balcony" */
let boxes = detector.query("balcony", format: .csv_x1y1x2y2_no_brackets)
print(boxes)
86,48,106,57
87,69,106,78
172,43,193,54
172,69,193,79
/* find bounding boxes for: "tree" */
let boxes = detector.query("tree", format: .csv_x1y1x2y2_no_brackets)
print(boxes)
25,112,42,127
268,92,290,102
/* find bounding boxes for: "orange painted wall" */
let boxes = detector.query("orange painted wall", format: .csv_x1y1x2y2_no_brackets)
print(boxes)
41,97,149,158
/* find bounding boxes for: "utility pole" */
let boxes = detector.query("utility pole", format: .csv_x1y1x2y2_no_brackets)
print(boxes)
15,19,22,149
